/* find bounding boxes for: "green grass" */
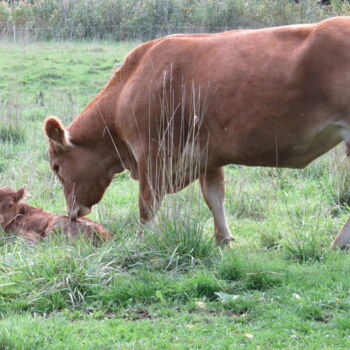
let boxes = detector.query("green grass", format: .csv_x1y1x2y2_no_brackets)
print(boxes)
1,40,350,348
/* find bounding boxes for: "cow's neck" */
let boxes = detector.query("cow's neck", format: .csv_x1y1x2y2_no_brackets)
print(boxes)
68,87,117,143
67,89,136,177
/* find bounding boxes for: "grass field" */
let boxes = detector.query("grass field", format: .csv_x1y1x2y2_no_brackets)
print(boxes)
1,40,350,349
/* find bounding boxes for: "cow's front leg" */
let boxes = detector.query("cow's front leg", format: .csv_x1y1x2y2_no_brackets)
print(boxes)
200,167,233,246
137,159,164,238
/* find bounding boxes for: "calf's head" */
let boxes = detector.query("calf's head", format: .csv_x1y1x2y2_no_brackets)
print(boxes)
44,116,122,218
0,186,27,227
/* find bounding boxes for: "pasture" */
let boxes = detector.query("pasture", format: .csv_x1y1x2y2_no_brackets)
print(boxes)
1,41,350,349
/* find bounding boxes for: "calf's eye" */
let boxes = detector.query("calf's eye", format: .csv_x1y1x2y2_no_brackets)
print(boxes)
53,164,60,173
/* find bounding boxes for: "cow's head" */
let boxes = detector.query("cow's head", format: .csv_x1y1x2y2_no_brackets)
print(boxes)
44,116,122,218
0,186,27,226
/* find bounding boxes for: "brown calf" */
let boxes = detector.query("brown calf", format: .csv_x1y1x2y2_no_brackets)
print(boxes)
0,186,111,244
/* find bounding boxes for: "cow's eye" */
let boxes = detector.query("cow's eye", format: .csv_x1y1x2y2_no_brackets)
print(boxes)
53,164,60,173
8,203,13,208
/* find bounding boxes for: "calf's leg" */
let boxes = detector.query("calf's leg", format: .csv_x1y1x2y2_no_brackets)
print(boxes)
200,167,233,245
20,231,41,243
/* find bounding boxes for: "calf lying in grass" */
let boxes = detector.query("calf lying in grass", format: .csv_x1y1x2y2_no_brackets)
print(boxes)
0,186,111,245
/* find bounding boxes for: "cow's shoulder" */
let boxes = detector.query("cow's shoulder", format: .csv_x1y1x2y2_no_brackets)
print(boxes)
309,16,350,44
296,17,350,68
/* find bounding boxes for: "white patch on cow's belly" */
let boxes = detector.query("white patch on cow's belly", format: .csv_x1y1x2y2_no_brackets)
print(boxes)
293,125,337,151
288,122,342,167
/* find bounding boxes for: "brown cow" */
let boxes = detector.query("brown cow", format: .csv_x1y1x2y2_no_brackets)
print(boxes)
0,186,111,244
44,17,350,245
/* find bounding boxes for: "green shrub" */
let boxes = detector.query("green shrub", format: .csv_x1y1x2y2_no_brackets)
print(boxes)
297,303,327,322
217,251,285,291
146,194,217,270
2,0,350,41
216,292,259,314
282,229,327,263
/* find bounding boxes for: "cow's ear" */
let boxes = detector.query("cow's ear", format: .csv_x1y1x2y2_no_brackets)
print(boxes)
15,185,27,202
44,116,72,150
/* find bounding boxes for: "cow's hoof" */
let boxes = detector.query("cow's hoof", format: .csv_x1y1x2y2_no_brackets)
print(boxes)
224,241,234,249
217,237,234,248
332,242,350,250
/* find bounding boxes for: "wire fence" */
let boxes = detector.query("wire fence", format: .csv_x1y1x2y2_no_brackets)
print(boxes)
2,24,245,43
1,0,349,42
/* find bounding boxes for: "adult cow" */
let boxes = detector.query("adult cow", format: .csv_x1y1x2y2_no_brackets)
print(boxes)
45,17,350,246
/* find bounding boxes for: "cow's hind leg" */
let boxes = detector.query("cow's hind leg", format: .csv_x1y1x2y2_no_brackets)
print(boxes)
200,167,233,246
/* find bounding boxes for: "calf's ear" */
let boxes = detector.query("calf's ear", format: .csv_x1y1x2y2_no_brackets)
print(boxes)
44,116,72,150
15,185,27,202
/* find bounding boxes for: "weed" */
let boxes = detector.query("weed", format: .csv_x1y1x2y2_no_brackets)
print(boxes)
217,251,285,291
297,303,327,322
0,124,25,144
216,252,245,281
335,316,350,331
0,91,25,144
282,230,326,263
216,293,258,315
329,146,350,207
146,208,216,270
191,272,222,299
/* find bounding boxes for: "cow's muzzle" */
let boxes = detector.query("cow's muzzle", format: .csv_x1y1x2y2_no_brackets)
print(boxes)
68,205,91,219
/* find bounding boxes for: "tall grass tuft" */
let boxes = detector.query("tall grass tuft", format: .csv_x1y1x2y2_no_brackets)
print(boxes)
282,230,326,263
146,199,217,270
0,124,25,144
0,92,25,144
328,146,350,209
217,251,285,291
139,73,218,270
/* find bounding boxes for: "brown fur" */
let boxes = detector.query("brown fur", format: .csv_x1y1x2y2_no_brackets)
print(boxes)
44,17,350,244
0,186,111,244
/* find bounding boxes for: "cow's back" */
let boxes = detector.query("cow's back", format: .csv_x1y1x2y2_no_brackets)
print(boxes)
116,17,350,170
